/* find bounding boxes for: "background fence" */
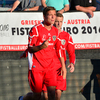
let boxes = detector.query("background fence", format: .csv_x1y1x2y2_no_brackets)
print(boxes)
0,50,100,100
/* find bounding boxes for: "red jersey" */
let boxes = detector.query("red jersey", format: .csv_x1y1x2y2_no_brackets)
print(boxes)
28,23,59,70
56,30,75,65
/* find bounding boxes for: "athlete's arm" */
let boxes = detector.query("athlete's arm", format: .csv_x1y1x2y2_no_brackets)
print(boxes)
28,38,49,53
59,57,67,79
55,39,67,79
20,48,28,59
66,35,75,73
20,40,49,58
66,35,75,64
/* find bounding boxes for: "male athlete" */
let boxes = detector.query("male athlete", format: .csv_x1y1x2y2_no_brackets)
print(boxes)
19,12,75,100
42,13,75,100
18,7,66,100
55,13,76,100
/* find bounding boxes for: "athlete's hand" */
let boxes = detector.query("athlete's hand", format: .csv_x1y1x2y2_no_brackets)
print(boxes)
67,63,75,73
20,52,26,59
61,66,67,79
41,38,49,49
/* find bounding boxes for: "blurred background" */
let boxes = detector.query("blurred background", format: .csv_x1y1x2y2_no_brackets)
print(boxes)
0,50,100,100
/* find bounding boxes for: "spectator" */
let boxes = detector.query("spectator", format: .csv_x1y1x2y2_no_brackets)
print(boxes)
70,0,96,18
8,0,42,12
41,0,69,14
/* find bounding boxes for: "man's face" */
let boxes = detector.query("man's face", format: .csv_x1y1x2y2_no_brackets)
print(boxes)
54,16,63,30
44,10,56,25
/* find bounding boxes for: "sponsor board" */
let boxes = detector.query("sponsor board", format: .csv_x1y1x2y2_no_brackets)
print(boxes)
0,12,100,51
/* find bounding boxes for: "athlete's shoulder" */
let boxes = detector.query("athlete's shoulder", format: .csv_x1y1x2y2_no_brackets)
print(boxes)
59,30,70,37
62,30,70,35
31,23,43,30
30,23,43,32
29,23,43,37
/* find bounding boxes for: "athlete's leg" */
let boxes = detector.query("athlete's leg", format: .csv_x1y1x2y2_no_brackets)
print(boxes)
44,68,57,100
25,69,43,100
55,89,62,100
55,67,67,100
23,92,41,100
23,92,34,100
47,86,56,100
42,87,62,100
18,92,41,100
43,91,48,100
42,84,55,100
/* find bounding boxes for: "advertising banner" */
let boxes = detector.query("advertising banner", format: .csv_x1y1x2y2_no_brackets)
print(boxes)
63,12,100,49
0,12,100,51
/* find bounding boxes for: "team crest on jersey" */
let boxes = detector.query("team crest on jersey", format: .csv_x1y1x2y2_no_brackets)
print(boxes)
52,35,56,41
61,39,66,45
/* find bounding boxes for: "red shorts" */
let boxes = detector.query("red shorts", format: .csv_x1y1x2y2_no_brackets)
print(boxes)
28,68,57,93
42,67,66,92
56,67,66,91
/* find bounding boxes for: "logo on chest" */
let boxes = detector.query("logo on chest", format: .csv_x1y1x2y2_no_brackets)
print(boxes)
42,34,56,41
53,35,56,41
61,39,66,45
42,34,46,41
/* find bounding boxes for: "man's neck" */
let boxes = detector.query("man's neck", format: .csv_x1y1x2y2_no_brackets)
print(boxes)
43,21,52,31
44,24,52,31
58,29,62,33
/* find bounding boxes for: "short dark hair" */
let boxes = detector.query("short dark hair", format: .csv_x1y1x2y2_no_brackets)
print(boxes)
43,6,56,16
56,13,63,18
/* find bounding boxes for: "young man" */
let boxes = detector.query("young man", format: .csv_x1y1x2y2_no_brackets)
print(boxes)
18,7,64,100
55,13,75,100
42,13,76,100
54,13,75,69
20,12,75,100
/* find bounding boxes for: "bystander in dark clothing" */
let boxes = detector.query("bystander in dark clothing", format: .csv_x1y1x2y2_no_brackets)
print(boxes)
70,0,96,18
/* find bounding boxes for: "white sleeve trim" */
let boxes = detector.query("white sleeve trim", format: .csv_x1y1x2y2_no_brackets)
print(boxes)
28,52,33,70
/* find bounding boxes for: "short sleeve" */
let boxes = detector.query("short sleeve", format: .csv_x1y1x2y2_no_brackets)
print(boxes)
74,0,80,6
92,0,97,7
64,0,69,5
36,0,42,6
66,35,76,64
28,27,38,47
